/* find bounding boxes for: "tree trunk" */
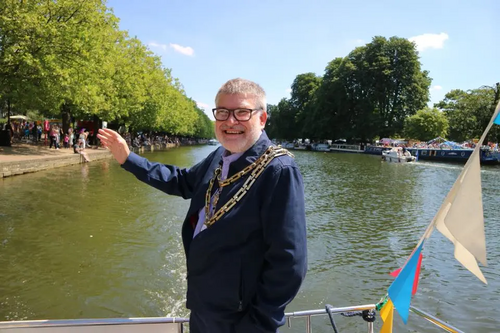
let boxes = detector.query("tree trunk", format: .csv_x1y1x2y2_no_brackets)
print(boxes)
1,100,13,146
61,103,71,135
7,99,11,125
92,114,101,146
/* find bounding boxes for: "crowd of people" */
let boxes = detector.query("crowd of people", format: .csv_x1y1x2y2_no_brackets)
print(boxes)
121,132,208,149
3,120,42,143
2,119,211,153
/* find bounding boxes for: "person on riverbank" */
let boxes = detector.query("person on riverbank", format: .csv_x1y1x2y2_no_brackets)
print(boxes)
49,125,60,149
78,129,86,150
98,78,308,333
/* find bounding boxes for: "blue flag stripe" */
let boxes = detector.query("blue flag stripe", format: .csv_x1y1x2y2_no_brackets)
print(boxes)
388,242,424,324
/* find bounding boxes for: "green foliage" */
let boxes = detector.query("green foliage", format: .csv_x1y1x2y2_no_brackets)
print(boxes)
0,0,206,137
192,106,215,138
403,107,449,141
265,103,280,139
435,83,500,142
290,73,322,139
268,36,431,142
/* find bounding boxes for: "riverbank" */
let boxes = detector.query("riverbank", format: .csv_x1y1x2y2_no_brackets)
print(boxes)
0,144,112,178
0,142,180,178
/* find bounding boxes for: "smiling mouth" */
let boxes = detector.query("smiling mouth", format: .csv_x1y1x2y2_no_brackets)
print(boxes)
224,130,244,134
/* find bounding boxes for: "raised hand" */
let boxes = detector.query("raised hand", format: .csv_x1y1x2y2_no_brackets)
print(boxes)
97,128,130,165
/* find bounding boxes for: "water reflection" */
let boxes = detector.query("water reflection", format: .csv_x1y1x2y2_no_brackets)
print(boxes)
0,147,499,332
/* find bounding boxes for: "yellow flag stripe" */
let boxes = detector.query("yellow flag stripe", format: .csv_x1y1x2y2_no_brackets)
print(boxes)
380,299,394,333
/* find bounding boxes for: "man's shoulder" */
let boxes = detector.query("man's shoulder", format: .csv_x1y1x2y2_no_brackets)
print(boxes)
266,147,301,176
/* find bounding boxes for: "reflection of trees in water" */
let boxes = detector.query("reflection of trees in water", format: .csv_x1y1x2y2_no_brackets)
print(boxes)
80,164,90,193
101,160,110,173
296,152,427,278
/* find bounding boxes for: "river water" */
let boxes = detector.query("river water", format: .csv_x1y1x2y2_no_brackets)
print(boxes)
1,145,499,332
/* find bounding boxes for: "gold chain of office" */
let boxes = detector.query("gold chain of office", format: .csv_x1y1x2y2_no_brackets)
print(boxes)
204,145,294,228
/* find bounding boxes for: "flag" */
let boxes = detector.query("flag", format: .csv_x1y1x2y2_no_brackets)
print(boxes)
390,249,423,295
427,101,500,282
412,253,423,295
382,100,499,328
380,298,394,333
388,241,424,324
415,101,500,283
434,148,487,283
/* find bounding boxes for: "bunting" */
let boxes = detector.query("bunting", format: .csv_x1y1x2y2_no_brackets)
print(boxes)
379,101,500,332
390,250,423,295
429,100,500,283
379,298,394,333
388,241,424,324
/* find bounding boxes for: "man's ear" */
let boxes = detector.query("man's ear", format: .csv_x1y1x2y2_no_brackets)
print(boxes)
260,111,268,127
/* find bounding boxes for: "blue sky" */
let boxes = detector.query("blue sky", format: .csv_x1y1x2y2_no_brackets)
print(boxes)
107,0,499,120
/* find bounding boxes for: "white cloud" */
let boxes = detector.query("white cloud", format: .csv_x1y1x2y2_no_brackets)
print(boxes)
353,39,365,45
148,42,168,51
196,101,210,108
431,85,443,91
169,43,194,56
286,88,292,94
408,33,449,52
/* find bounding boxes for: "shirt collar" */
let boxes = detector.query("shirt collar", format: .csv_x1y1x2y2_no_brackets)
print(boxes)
222,149,244,163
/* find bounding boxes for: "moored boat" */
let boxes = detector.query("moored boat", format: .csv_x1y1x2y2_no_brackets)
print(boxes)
312,143,330,152
406,147,499,165
294,144,308,150
363,145,392,155
207,139,219,146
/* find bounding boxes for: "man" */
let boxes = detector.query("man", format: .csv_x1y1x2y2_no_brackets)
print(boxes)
97,78,307,333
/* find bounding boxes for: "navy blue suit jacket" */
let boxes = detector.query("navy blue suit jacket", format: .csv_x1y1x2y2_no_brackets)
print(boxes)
121,131,307,332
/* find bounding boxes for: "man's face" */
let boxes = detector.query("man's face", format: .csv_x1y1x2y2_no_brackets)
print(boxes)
214,93,267,153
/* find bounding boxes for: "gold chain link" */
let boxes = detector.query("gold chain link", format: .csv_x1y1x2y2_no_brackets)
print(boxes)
204,146,293,228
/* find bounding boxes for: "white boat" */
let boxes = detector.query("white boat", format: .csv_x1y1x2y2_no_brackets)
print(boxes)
382,147,416,163
207,139,219,146
312,143,330,152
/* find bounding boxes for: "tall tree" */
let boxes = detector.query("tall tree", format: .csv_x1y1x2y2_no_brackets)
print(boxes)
289,73,322,139
312,58,347,140
363,36,431,137
265,103,280,139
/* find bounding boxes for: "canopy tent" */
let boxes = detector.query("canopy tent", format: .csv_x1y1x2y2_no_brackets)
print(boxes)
427,137,446,144
9,115,29,120
379,138,407,145
441,141,463,149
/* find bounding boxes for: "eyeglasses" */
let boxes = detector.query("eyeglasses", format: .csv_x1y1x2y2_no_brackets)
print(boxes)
212,108,262,122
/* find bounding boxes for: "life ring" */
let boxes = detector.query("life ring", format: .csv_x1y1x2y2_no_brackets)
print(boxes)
461,152,465,157
441,151,445,156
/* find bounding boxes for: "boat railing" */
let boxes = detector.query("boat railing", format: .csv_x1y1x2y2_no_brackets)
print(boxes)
0,304,464,333
284,304,464,333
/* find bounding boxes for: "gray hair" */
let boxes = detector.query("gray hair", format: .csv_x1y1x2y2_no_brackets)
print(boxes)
215,78,267,112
